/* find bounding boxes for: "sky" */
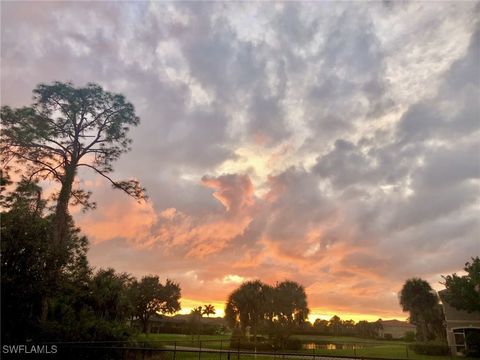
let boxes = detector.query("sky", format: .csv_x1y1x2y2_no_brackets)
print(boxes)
1,1,479,322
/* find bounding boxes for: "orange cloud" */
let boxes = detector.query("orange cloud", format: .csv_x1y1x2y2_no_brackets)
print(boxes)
201,174,255,213
76,181,157,246
154,174,257,257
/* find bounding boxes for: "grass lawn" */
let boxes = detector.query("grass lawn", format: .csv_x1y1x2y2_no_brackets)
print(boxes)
292,334,405,346
133,333,455,360
136,333,231,342
133,332,231,349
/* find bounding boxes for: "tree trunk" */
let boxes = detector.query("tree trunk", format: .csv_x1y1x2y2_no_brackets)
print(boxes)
142,315,150,333
417,314,428,341
52,163,76,257
41,162,76,322
39,296,49,323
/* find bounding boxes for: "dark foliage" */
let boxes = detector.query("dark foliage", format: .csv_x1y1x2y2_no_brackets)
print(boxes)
442,257,480,313
408,342,450,356
464,329,480,358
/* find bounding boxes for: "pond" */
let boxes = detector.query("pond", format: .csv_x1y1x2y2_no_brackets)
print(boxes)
303,342,366,350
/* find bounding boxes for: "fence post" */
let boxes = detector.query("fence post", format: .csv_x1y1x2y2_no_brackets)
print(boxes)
354,345,357,358
173,341,177,360
312,345,315,359
237,341,240,360
406,344,409,359
199,340,202,360
220,340,223,360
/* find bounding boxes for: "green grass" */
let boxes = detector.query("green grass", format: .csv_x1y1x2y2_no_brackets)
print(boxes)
150,353,279,360
135,332,230,342
293,334,406,345
133,333,231,349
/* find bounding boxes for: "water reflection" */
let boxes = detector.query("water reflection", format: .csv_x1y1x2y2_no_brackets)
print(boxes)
303,343,365,350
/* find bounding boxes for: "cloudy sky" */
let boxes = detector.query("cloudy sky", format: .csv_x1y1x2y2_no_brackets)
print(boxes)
2,1,479,321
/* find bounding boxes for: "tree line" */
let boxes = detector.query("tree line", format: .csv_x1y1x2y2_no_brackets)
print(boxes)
1,180,181,342
0,82,175,343
310,316,383,339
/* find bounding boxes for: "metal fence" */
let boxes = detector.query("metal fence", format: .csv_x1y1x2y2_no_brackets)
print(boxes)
53,343,404,360
11,338,459,360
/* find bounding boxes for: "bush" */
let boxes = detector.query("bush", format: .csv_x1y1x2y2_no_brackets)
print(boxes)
464,330,480,358
384,333,393,340
403,331,416,342
284,338,302,350
409,342,450,356
229,338,274,351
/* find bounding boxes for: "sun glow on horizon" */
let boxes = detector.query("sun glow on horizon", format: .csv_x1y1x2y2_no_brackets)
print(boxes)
172,298,407,324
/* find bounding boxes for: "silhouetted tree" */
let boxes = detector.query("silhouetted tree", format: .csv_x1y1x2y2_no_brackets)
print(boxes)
189,306,203,340
130,276,181,333
1,82,146,265
225,280,272,339
329,315,342,336
89,269,133,321
1,182,92,342
270,280,309,347
1,183,53,342
355,320,382,339
342,319,356,336
399,278,441,341
202,304,216,317
441,257,480,313
225,279,310,349
273,281,309,325
313,319,329,334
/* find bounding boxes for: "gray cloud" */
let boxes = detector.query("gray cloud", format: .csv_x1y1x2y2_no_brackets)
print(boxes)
2,1,479,317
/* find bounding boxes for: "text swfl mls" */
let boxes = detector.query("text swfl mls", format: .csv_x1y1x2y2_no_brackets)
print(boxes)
2,345,58,354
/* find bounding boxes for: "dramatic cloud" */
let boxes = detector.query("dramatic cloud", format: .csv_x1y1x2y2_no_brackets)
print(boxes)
2,1,479,320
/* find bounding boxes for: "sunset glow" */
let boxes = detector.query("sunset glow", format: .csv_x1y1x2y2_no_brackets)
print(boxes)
2,1,479,324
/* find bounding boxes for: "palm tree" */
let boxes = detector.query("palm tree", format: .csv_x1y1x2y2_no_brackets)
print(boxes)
225,280,271,338
329,315,342,336
189,306,203,341
202,304,216,317
399,278,439,341
273,281,309,325
271,281,309,348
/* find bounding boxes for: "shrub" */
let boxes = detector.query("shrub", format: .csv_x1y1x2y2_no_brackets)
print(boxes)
403,331,416,342
284,338,302,350
229,339,273,351
384,333,393,340
464,330,480,358
409,342,450,356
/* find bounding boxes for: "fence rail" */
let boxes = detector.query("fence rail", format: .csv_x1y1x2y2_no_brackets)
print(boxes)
10,338,458,360
54,344,411,360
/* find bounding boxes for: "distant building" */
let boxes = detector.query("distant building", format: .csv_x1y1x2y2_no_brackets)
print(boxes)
378,319,416,339
439,290,480,355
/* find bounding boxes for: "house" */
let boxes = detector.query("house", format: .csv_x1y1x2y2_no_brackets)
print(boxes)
439,290,480,355
378,319,416,339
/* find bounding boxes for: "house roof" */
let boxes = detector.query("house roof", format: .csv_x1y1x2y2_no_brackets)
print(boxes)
438,290,480,322
380,319,416,328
